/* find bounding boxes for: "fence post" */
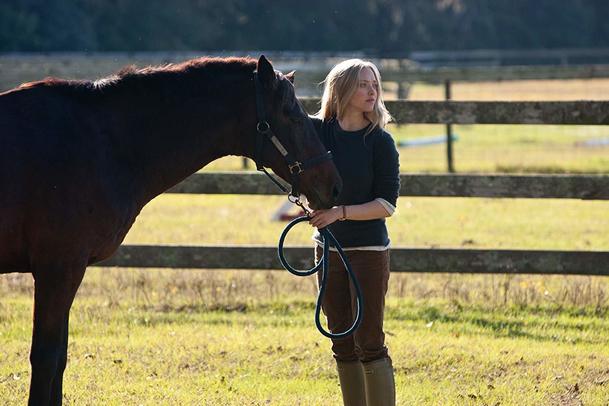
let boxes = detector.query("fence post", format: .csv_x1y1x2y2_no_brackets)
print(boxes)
397,82,410,100
445,79,455,173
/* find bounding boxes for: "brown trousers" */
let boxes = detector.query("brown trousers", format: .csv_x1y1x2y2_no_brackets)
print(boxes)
315,246,391,363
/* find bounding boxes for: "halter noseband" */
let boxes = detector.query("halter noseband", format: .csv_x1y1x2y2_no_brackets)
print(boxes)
253,71,333,197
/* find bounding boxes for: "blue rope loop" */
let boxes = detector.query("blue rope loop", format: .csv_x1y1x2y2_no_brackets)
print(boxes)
277,216,364,339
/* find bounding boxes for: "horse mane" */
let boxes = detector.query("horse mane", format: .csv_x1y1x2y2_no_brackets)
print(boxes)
93,56,258,90
16,77,85,91
13,56,259,93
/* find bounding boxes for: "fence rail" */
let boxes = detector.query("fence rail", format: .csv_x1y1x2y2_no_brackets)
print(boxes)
300,99,609,125
381,65,609,83
168,172,609,200
99,245,609,276
96,99,609,276
5,53,609,94
408,47,609,68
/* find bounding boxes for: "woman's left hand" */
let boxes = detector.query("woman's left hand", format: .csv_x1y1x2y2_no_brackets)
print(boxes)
309,206,342,229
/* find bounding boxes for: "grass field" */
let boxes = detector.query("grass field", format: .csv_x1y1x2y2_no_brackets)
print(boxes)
211,123,609,174
1,77,609,405
2,293,609,405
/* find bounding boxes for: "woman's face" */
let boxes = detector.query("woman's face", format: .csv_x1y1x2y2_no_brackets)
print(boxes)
346,67,378,115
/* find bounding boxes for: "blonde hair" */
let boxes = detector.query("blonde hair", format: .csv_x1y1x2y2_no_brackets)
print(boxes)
315,59,393,135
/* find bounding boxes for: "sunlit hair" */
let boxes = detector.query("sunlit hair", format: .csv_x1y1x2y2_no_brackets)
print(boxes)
315,59,393,135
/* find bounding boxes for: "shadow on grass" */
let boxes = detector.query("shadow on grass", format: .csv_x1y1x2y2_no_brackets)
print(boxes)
386,303,609,344
57,299,609,344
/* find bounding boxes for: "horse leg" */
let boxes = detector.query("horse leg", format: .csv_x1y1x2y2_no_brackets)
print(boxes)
49,314,69,404
28,263,85,406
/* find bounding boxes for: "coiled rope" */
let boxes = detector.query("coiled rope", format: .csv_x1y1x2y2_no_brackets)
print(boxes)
277,213,363,339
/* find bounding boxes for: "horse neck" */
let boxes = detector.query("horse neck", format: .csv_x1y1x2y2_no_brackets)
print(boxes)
107,73,256,206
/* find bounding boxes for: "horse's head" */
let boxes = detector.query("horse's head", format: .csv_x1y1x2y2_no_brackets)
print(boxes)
253,55,342,210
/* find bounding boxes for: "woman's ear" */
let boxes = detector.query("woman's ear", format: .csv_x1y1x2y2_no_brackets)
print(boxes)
257,55,276,89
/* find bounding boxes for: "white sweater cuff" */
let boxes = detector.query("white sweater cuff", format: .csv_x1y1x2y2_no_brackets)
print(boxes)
375,198,396,216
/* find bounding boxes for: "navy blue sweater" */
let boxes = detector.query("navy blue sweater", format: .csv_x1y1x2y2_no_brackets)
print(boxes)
310,117,400,248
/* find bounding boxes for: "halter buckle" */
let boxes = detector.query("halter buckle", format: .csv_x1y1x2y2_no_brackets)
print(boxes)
256,121,270,133
288,161,304,175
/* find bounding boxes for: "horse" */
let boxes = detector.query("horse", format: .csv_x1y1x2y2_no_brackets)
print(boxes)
0,55,342,405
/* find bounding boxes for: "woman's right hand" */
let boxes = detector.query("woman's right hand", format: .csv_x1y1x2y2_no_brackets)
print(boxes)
309,206,343,229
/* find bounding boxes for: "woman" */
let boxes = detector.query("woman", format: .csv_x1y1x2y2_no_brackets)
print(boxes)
309,59,400,406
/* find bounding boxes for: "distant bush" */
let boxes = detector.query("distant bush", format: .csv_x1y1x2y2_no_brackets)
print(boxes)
1,0,609,52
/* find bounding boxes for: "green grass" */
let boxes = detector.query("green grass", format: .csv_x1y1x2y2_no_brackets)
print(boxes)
117,194,609,252
392,124,609,174
2,295,609,404
205,123,609,174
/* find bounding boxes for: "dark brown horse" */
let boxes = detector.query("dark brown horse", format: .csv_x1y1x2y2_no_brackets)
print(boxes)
0,55,341,405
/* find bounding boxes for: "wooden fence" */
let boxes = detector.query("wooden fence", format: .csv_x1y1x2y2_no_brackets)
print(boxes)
98,100,609,276
5,53,609,93
381,65,609,84
407,47,609,68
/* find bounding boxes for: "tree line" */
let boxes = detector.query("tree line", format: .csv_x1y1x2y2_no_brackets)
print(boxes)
1,0,608,53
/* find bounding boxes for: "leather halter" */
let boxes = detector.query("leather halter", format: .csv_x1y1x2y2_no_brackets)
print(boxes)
253,71,333,197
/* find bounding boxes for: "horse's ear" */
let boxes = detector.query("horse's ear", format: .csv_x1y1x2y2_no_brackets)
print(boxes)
285,71,295,84
257,55,276,88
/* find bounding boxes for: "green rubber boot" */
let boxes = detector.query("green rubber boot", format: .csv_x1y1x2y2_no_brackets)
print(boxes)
363,357,396,406
336,360,367,406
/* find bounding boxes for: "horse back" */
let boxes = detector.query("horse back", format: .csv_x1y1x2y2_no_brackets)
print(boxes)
0,83,137,272
1,83,97,204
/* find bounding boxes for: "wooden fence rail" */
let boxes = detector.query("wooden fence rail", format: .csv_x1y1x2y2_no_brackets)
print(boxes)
408,47,609,68
6,55,609,93
96,100,609,276
100,245,609,276
168,172,609,200
300,100,609,125
381,65,609,83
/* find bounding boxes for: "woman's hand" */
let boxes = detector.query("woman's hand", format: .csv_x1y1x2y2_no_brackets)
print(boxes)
309,206,342,229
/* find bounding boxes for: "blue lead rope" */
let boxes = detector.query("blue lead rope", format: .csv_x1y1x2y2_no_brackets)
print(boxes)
277,216,364,339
